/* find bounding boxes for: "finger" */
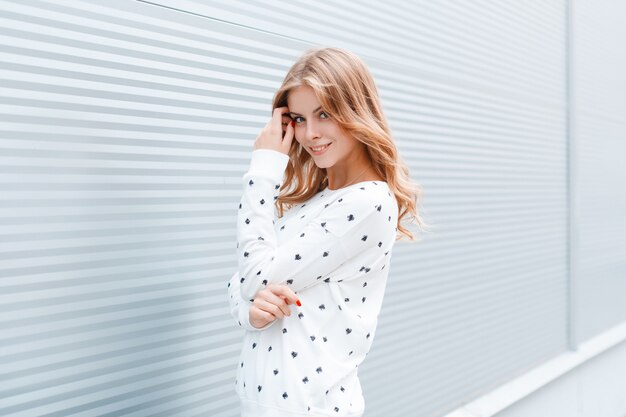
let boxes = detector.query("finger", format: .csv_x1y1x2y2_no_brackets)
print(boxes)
250,305,277,323
271,285,301,306
282,121,294,152
281,114,292,137
256,298,286,319
274,294,291,306
262,291,292,317
272,107,287,133
265,284,290,302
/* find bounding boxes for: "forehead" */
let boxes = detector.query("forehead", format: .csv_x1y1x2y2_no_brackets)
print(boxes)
287,86,320,112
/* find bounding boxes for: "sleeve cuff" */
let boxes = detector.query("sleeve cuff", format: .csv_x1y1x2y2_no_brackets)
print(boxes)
247,149,289,181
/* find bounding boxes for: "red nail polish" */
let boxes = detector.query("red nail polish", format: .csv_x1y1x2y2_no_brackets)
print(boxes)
296,299,302,306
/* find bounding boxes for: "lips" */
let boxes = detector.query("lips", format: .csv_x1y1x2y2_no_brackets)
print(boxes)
310,143,331,154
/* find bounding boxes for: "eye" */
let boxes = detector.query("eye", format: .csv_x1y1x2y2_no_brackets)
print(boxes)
292,111,329,124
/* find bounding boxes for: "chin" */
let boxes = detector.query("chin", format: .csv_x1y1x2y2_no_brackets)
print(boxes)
311,159,332,169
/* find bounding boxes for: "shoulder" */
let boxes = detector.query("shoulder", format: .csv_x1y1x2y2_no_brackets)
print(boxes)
336,181,396,211
320,181,397,237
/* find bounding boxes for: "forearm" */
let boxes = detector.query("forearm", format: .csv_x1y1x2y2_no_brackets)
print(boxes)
236,150,288,298
227,271,275,331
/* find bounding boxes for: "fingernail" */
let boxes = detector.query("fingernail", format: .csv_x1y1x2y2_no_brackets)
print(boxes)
296,299,302,306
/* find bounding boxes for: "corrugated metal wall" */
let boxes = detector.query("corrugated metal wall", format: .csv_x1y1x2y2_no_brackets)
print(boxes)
0,1,623,417
571,0,626,344
0,1,307,415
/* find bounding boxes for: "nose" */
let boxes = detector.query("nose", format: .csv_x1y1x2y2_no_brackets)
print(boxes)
304,118,321,142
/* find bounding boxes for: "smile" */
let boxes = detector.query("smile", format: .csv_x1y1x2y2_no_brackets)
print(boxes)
310,143,331,155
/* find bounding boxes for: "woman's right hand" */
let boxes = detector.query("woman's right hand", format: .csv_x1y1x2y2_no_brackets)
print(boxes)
249,284,301,329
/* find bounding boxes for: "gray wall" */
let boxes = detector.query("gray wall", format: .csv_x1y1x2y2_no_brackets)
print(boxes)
571,0,626,345
494,330,626,417
0,1,624,417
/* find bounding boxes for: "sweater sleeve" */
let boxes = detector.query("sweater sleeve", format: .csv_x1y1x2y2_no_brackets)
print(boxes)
227,270,275,332
237,149,396,301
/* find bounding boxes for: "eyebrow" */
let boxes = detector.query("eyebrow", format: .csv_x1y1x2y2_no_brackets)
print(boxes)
287,106,322,117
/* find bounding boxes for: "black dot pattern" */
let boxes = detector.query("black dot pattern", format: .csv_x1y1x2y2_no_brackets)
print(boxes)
227,150,398,416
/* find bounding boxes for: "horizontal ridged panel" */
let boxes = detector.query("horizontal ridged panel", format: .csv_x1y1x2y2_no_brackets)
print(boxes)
0,0,588,417
150,1,568,416
571,0,626,343
0,0,305,416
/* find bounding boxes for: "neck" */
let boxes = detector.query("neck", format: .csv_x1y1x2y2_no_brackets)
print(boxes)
325,144,376,190
327,165,369,190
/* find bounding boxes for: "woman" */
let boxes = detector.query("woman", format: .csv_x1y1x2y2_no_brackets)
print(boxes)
227,46,426,417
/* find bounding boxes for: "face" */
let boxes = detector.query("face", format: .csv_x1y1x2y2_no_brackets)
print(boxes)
286,85,364,169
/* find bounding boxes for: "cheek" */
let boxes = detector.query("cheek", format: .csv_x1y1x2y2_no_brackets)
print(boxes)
336,138,359,155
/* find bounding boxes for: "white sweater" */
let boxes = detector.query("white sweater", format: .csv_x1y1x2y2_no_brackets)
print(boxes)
227,149,398,417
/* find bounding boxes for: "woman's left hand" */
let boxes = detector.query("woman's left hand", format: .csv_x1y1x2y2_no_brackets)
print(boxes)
253,107,295,155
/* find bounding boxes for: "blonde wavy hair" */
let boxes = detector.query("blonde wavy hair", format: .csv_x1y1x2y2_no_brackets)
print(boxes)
272,46,428,241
